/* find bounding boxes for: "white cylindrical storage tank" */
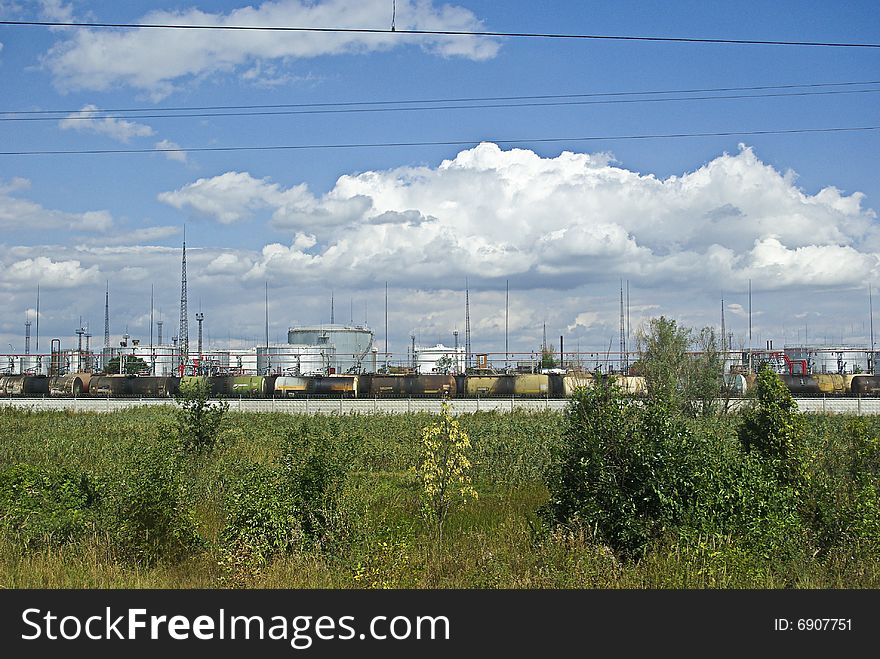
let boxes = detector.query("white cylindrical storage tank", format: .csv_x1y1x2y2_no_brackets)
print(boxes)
414,344,466,374
257,344,335,376
227,348,258,374
287,324,374,374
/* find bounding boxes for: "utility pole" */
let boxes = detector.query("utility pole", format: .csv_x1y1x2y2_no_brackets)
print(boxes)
748,279,753,373
196,312,205,375
465,279,472,371
103,281,110,350
505,279,509,372
619,280,626,372
150,285,154,375
24,319,31,356
178,229,189,373
871,284,875,374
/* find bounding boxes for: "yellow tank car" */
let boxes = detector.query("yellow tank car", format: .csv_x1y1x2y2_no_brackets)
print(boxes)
813,374,846,394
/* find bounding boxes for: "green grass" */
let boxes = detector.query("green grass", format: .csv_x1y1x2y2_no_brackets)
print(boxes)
0,405,878,588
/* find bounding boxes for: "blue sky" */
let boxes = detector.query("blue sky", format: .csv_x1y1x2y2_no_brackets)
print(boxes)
1,0,878,362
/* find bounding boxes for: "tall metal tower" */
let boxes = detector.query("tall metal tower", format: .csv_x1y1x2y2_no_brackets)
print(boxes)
157,319,164,346
103,281,110,349
75,323,85,373
465,278,472,370
196,312,204,359
178,232,189,370
24,319,31,355
84,328,92,373
330,290,335,325
721,298,726,352
619,281,626,371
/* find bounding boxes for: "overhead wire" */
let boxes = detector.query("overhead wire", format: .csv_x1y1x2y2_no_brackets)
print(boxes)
4,79,879,117
1,19,879,48
2,125,878,157
3,87,880,123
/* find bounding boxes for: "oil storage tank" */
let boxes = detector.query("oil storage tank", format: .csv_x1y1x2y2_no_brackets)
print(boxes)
287,324,374,374
257,344,335,376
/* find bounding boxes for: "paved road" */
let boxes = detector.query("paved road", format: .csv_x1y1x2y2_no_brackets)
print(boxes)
2,396,880,415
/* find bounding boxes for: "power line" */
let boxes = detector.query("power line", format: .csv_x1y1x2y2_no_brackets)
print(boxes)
1,19,879,48
4,79,878,117
6,87,878,123
1,125,878,157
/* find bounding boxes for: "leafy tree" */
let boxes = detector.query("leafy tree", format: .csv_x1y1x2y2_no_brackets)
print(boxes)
541,375,696,559
104,355,149,375
636,317,726,416
175,377,228,455
689,326,726,417
417,400,477,546
434,355,456,374
738,362,807,488
540,346,558,369
636,316,692,410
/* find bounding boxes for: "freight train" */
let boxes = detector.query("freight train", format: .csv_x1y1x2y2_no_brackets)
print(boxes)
0,372,643,399
4,370,880,399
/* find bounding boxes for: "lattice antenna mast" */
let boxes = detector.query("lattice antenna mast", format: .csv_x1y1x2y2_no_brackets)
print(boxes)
330,289,335,325
103,281,110,349
465,278,472,370
721,297,726,352
178,228,189,370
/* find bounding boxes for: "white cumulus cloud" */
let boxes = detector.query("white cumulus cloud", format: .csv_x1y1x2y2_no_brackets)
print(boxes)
0,177,114,232
41,0,499,99
59,105,155,143
159,142,879,293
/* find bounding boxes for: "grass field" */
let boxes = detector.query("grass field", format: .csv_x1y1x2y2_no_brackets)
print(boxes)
1,403,878,588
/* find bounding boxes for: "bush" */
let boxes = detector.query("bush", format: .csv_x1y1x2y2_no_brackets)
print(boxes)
101,439,203,566
738,363,807,488
280,426,354,553
541,376,697,559
0,463,100,549
175,377,228,455
218,463,300,586
806,417,880,555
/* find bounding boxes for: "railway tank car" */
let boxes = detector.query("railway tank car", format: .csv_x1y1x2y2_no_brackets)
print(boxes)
464,374,552,397
0,374,49,396
48,372,92,396
361,374,457,397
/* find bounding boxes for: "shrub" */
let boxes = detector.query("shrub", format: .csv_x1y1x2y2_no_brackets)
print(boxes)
175,377,228,455
738,363,807,488
101,439,203,566
542,376,697,559
417,400,478,546
0,463,100,549
218,463,300,586
280,420,356,553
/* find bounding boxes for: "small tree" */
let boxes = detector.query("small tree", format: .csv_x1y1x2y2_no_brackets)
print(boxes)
738,362,807,488
417,400,477,547
540,346,558,369
175,377,228,455
636,316,691,410
688,326,725,417
104,355,149,375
